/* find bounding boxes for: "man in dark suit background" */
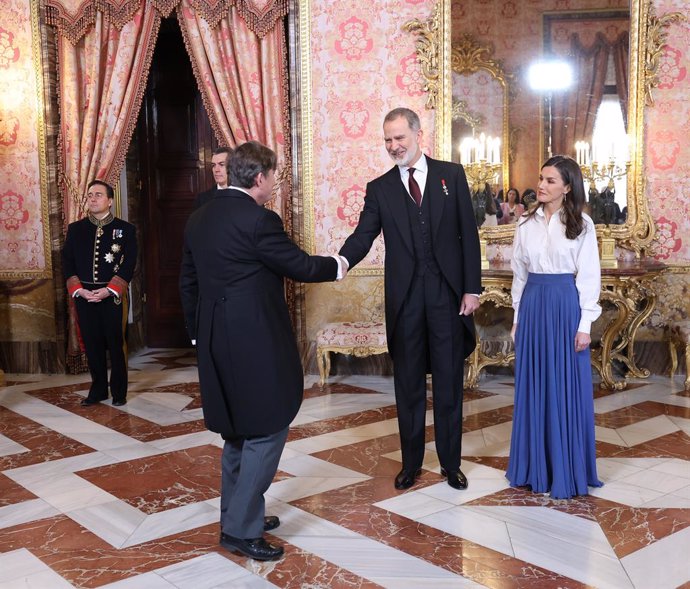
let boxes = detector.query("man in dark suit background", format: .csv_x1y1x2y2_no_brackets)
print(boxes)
339,107,481,491
180,141,345,561
194,146,231,209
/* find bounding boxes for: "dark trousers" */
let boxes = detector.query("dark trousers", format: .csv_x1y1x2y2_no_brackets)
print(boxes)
391,272,465,472
220,427,288,539
75,294,128,401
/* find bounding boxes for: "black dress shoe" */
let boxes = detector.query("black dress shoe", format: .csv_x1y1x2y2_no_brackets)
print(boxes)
441,467,468,490
263,515,280,531
80,398,102,406
112,399,127,407
394,468,422,490
219,533,283,561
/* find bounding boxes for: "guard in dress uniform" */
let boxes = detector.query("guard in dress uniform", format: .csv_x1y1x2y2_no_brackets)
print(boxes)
62,180,137,407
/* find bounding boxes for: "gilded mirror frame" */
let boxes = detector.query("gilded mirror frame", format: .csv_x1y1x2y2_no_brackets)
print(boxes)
412,0,668,254
450,35,511,196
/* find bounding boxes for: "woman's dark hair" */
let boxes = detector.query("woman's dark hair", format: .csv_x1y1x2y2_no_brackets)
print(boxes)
523,155,585,239
506,187,519,203
228,141,277,189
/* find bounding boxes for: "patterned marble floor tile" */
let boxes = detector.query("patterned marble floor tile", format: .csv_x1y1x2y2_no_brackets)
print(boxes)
26,388,207,442
290,480,591,588
0,406,95,471
0,472,36,507
78,445,222,514
1,349,688,588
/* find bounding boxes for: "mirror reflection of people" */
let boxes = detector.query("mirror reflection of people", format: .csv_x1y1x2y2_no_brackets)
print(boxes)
507,155,603,499
339,107,481,492
62,180,138,407
498,187,525,224
602,188,623,224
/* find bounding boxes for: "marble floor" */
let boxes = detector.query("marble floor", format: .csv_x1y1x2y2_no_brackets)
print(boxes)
1,349,689,589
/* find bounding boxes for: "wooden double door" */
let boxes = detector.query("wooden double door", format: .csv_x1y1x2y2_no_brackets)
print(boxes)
138,17,218,347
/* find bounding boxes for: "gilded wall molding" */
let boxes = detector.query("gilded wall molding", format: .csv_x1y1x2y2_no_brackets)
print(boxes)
402,3,442,111
450,34,512,196
643,3,687,106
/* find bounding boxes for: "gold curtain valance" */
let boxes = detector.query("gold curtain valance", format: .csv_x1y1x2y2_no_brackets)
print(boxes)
44,0,288,43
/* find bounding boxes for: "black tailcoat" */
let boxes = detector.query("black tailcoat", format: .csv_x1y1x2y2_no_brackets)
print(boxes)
180,189,338,436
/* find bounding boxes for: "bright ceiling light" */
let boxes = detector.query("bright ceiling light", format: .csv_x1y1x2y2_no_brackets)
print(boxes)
527,60,574,91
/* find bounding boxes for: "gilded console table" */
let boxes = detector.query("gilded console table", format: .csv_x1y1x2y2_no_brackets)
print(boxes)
466,260,665,390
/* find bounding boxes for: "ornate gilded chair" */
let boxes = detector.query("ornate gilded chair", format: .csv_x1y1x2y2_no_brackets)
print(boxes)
668,321,690,391
315,280,387,386
315,321,388,386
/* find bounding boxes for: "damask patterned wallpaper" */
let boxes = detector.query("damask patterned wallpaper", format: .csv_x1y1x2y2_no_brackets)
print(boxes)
304,0,437,339
307,0,436,269
646,0,689,264
0,0,49,278
643,0,689,337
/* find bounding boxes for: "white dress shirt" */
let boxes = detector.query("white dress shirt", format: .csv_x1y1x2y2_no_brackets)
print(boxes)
399,154,428,203
511,206,601,334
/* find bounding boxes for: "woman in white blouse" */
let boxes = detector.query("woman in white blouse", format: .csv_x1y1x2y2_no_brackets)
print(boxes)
506,155,603,499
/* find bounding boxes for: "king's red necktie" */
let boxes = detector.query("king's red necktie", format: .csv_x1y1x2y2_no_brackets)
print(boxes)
408,167,422,207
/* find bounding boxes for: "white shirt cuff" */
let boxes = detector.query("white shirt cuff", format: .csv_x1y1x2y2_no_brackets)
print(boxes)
577,318,592,334
332,255,350,280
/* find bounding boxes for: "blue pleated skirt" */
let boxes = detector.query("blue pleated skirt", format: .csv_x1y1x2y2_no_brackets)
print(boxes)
506,273,602,499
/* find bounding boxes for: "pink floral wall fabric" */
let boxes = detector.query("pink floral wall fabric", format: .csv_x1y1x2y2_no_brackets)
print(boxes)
0,1,50,277
309,0,436,270
646,0,690,263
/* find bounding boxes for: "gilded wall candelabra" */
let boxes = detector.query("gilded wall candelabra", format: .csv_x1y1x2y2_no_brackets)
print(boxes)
575,140,631,190
464,161,502,194
460,133,502,192
575,141,630,269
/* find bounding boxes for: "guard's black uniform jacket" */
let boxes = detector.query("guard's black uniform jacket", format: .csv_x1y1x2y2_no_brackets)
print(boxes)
62,214,137,403
63,214,137,296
